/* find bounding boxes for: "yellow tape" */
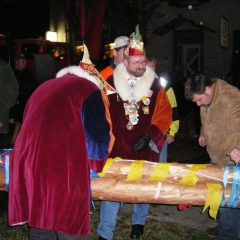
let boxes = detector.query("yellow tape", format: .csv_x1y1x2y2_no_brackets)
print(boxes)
98,157,122,177
202,183,222,219
179,164,208,186
148,163,171,182
125,160,145,181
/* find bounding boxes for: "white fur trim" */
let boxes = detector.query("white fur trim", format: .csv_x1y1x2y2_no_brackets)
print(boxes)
56,66,99,87
113,63,156,101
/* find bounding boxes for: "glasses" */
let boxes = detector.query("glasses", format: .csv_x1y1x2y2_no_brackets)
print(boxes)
128,60,147,66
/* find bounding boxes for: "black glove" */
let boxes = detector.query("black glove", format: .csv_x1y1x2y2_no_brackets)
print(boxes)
132,134,151,152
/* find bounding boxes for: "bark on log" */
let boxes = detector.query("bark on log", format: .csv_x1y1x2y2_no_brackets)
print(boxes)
0,168,5,192
91,160,237,208
0,158,238,208
92,179,214,205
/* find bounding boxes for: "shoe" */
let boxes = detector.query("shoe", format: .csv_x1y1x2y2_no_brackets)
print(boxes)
130,224,144,239
206,227,218,238
98,236,107,240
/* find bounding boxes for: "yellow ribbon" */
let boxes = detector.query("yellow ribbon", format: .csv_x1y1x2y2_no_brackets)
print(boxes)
125,160,145,181
98,157,121,177
148,163,171,182
202,183,222,219
179,164,209,186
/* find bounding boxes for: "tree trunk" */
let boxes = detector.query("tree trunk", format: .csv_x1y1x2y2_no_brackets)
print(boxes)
0,158,238,208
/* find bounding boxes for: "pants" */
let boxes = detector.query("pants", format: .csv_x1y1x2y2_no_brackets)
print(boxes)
211,162,240,240
159,141,168,162
97,201,149,240
217,207,239,240
29,228,89,240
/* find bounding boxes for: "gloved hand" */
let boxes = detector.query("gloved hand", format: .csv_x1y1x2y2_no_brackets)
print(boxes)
132,134,151,152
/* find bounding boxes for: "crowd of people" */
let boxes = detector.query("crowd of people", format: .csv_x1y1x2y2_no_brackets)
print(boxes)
1,24,240,240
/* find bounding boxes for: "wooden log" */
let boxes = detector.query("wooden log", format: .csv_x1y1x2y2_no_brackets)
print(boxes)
0,156,239,209
92,179,214,205
91,160,238,209
101,160,227,182
0,168,6,192
0,149,11,192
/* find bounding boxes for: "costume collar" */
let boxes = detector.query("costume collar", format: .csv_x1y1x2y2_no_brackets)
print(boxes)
113,63,156,101
56,66,99,87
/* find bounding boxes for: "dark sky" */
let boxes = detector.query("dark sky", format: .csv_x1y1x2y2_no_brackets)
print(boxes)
0,0,49,39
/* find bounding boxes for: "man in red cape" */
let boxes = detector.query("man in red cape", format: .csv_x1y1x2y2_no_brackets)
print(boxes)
97,25,172,240
8,45,114,240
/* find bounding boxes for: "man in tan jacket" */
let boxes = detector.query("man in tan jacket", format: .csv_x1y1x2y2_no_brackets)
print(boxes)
185,74,240,240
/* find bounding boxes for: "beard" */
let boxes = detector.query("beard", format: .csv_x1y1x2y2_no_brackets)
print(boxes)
128,67,146,77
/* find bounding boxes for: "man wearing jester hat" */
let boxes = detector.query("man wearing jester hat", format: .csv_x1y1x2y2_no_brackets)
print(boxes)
8,45,114,239
97,25,172,240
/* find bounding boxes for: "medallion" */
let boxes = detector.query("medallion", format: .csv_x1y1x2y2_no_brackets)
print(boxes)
123,99,140,130
142,106,149,114
126,121,133,130
146,90,153,98
143,98,150,105
127,103,139,113
130,115,139,125
141,96,150,105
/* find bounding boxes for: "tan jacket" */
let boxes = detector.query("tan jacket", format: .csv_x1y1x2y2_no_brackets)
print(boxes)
200,79,240,165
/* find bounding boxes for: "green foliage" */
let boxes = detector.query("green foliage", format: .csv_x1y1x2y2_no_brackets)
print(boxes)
0,215,28,240
0,206,212,240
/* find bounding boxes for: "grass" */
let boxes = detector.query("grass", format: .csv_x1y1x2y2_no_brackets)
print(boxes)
0,205,213,240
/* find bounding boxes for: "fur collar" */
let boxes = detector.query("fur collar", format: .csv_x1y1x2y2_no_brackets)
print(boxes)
56,66,99,87
113,63,156,101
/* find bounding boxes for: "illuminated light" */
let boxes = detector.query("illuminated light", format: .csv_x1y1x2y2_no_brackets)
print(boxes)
45,31,57,42
0,33,6,38
75,45,84,52
108,43,115,58
188,5,192,9
160,77,167,88
109,43,115,50
75,45,84,57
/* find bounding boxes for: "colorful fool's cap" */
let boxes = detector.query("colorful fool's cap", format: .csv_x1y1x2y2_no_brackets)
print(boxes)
124,24,146,58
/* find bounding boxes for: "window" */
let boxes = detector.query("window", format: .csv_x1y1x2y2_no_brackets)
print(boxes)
21,43,43,59
46,46,66,60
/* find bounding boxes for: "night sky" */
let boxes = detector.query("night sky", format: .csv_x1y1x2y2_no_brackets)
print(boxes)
0,0,49,39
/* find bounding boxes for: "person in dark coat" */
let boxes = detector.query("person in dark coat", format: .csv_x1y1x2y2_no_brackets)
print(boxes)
0,59,18,148
0,58,18,216
12,53,37,123
8,54,37,146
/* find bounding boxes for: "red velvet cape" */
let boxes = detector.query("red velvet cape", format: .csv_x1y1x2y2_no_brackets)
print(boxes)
8,73,111,236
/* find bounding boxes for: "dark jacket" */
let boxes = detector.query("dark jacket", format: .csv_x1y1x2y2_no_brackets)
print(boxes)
12,68,37,122
0,59,19,134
